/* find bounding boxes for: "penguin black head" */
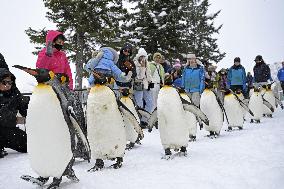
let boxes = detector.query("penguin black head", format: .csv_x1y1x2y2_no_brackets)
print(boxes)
121,88,130,96
55,73,69,85
92,71,108,85
177,87,186,93
254,86,261,92
164,73,173,85
235,89,242,95
13,65,54,83
224,89,232,96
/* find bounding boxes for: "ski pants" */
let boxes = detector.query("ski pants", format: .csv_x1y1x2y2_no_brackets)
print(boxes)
188,92,201,107
150,84,160,111
0,127,27,153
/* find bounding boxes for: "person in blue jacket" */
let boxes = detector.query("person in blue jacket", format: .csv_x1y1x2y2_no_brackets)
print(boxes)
181,53,205,107
227,57,246,94
277,61,284,93
84,47,132,86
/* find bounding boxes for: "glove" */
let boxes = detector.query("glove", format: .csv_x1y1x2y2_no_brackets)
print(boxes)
120,71,132,82
46,41,53,57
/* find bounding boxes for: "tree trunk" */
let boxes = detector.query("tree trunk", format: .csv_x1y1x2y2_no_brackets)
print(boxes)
75,32,84,89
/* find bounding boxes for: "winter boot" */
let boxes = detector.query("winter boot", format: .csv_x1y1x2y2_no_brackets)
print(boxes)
112,157,123,169
47,177,62,189
88,159,104,172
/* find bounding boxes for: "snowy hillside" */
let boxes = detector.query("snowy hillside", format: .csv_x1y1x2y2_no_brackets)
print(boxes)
1,108,284,189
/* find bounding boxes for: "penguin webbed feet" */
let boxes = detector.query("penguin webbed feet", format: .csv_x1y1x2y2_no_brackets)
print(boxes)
111,157,123,169
126,142,135,150
65,168,79,183
189,136,196,142
46,177,62,189
88,159,104,172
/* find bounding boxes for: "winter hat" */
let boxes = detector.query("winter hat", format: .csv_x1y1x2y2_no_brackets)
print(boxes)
234,57,240,63
254,55,263,61
153,52,162,60
135,48,148,59
186,53,196,59
173,62,181,68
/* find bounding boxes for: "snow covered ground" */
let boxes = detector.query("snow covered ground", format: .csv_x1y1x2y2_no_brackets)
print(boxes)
1,108,284,189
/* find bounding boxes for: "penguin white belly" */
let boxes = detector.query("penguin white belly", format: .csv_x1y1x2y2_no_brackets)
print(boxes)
263,91,275,115
26,86,72,178
248,92,263,120
87,86,126,160
158,87,189,149
224,95,244,127
120,97,140,143
180,93,197,137
200,90,223,133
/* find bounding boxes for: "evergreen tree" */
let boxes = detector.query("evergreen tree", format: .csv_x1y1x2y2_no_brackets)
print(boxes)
182,0,225,63
26,0,128,89
125,0,185,60
126,0,225,63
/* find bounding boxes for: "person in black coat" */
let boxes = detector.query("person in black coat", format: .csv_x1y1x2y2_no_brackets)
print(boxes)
0,68,29,158
115,43,137,90
253,55,271,84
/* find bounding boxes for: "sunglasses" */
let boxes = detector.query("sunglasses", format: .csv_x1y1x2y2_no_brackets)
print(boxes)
124,49,131,53
1,80,13,86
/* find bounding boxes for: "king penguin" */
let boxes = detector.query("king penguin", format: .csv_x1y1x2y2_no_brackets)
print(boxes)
87,71,139,171
248,87,264,123
178,88,198,141
223,89,254,131
13,65,90,189
200,83,225,138
119,88,144,150
157,74,209,159
262,84,276,118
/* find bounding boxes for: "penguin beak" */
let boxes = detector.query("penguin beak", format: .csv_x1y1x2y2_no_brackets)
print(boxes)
13,65,38,76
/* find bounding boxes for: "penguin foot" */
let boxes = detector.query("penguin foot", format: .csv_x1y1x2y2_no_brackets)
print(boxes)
263,114,266,117
238,126,243,130
88,159,104,172
111,157,123,169
250,119,254,123
21,175,49,186
179,147,187,157
281,104,284,109
256,120,260,123
268,114,273,118
227,127,232,132
161,154,172,160
47,177,62,189
66,169,79,183
189,136,196,142
126,142,135,150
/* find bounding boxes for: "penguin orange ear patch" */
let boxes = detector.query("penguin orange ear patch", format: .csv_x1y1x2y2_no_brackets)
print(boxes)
61,76,66,84
49,71,55,80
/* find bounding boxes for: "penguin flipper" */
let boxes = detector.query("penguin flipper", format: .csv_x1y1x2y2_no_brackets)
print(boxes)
117,100,144,137
211,89,229,124
68,106,91,161
231,91,254,117
182,103,209,126
136,107,151,120
262,98,274,112
148,108,157,131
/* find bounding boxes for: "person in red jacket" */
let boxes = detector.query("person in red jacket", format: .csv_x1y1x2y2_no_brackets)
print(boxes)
36,30,73,89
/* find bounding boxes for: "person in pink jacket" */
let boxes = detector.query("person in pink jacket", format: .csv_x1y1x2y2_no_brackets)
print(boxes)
36,30,73,89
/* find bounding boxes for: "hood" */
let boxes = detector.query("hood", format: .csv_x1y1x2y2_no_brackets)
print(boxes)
46,30,63,45
100,47,119,62
135,48,148,59
0,68,15,82
0,53,9,70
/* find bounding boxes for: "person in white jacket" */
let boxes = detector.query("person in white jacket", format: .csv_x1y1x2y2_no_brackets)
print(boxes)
133,48,153,128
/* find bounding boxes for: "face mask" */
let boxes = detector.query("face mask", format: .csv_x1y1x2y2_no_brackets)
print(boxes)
54,44,63,51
